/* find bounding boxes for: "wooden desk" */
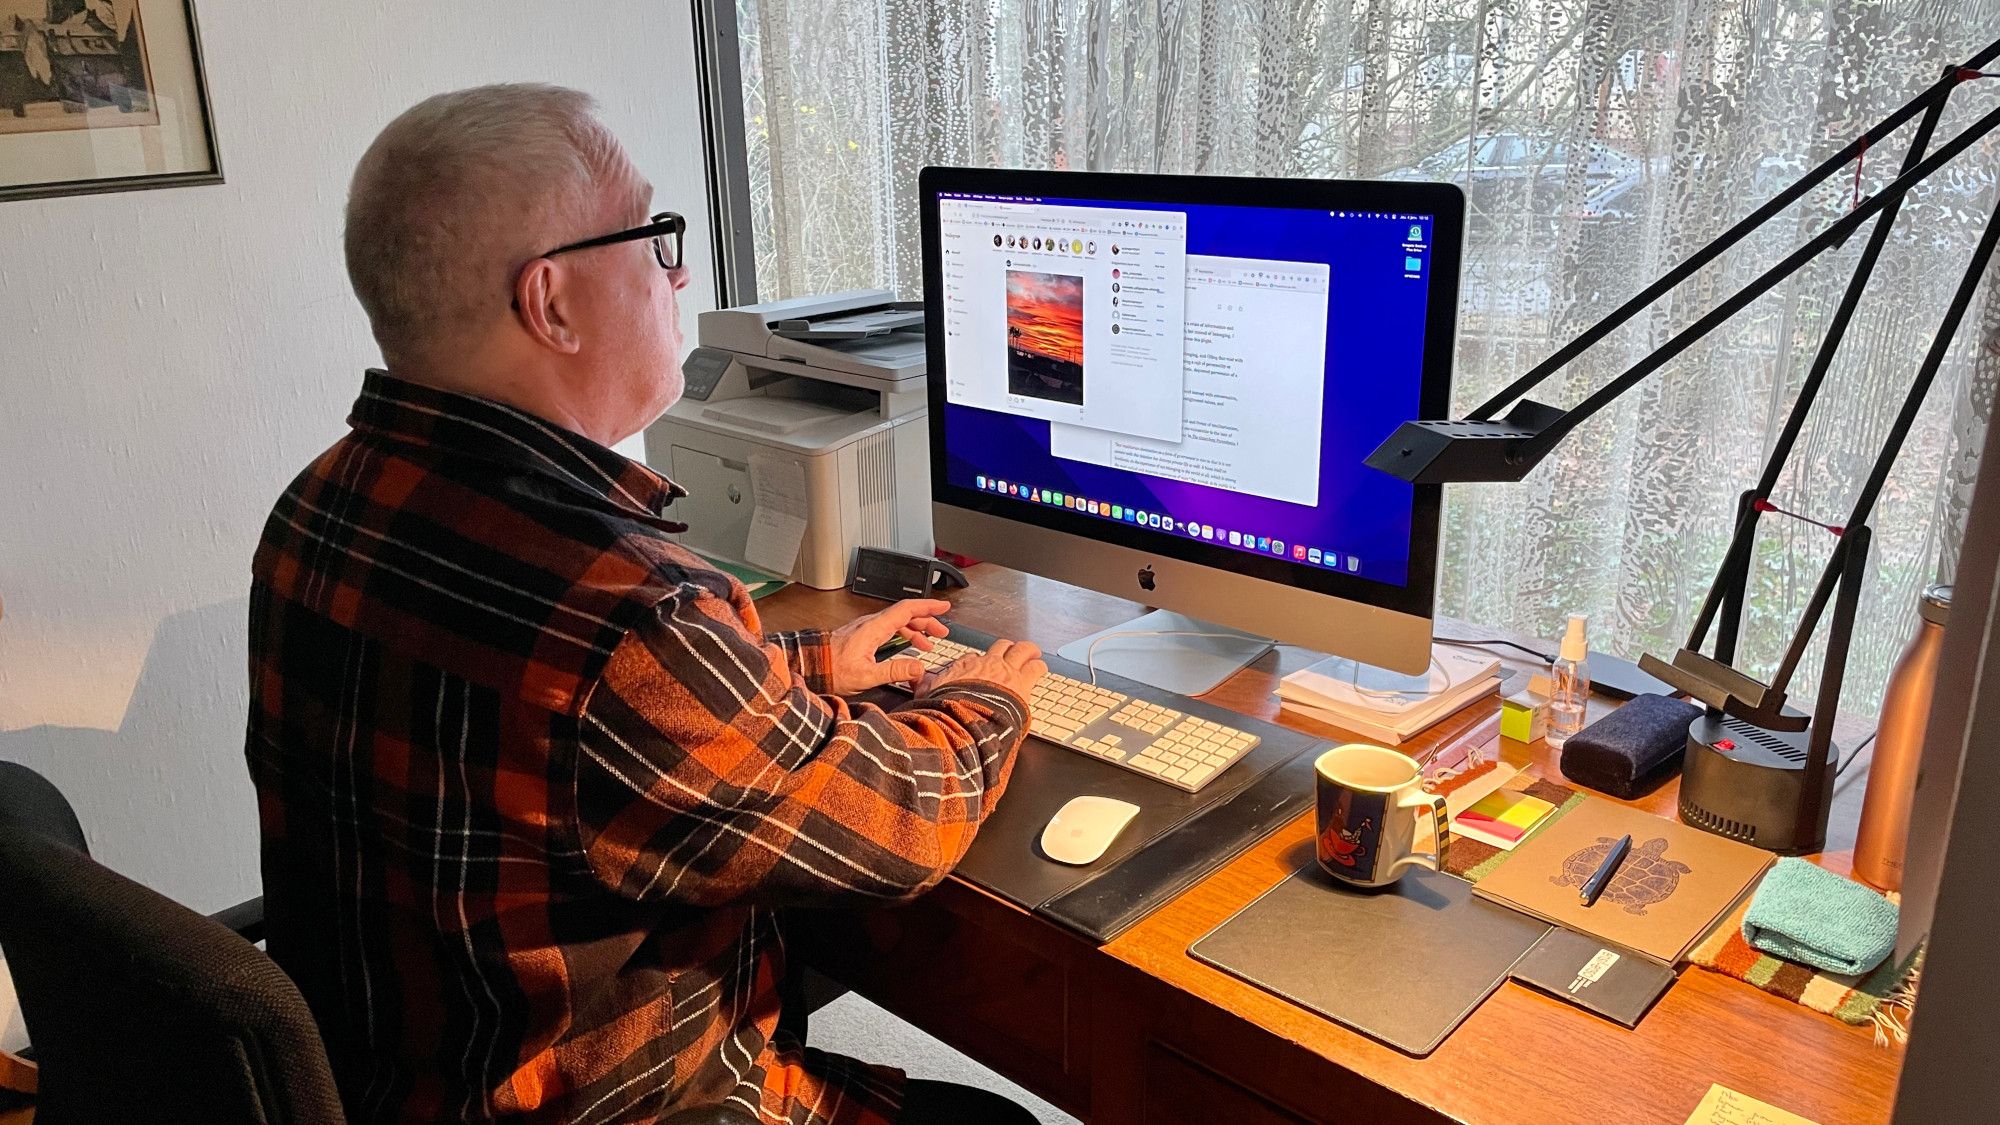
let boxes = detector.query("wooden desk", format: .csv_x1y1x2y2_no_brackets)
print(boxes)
0,1049,30,1125
761,567,1902,1125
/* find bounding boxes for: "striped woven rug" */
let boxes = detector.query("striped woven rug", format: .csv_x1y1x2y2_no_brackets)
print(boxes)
1690,897,1921,1044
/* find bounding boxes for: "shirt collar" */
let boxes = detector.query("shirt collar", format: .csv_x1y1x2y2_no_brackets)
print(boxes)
348,369,687,518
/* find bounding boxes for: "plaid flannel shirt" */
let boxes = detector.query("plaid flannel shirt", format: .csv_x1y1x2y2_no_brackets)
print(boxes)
247,371,1027,1124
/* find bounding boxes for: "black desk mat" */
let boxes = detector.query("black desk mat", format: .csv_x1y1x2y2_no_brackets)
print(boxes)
871,623,1326,944
1190,866,1552,1056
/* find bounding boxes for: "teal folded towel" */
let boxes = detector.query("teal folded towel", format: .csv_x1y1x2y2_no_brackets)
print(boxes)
1742,857,1898,976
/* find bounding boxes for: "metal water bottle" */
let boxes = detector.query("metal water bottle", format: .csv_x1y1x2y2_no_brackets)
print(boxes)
1853,585,1950,892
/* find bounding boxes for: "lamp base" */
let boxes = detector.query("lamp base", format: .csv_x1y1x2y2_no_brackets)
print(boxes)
1678,712,1837,854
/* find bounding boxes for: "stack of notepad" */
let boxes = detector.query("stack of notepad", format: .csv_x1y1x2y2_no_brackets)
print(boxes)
1277,644,1503,744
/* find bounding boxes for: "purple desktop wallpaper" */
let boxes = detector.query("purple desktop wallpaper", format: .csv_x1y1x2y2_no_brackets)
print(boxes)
941,197,1437,587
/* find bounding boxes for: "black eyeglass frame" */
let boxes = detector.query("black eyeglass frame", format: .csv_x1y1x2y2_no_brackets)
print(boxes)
539,211,686,270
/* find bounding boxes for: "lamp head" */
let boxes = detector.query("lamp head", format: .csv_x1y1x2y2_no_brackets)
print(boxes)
1364,399,1569,483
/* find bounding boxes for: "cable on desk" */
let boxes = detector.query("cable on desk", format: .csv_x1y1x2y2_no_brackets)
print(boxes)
1837,730,1878,778
1344,652,1453,702
1434,634,1557,663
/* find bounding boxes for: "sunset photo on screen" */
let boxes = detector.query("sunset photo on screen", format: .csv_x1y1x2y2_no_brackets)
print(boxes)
1005,270,1085,405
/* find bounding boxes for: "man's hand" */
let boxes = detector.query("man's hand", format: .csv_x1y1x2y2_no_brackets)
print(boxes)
824,599,952,694
919,638,1047,704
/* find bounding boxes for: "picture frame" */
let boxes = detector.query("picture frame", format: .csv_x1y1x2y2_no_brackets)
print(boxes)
0,0,222,202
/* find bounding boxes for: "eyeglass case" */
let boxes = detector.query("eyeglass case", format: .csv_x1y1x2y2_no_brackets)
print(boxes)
1558,693,1701,799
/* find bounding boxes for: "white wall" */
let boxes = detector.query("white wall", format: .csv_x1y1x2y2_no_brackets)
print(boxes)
0,0,715,1048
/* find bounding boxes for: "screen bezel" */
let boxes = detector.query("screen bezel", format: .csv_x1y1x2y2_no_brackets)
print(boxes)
920,165,1460,620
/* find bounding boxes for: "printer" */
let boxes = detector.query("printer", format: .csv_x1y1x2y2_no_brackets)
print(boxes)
646,289,933,589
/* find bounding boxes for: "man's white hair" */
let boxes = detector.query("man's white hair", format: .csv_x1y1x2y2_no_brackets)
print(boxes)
345,83,629,363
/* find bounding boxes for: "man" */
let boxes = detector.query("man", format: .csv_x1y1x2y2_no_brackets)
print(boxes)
246,84,1046,1125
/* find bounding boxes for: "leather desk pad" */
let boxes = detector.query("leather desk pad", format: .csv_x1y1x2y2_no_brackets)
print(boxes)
869,623,1327,943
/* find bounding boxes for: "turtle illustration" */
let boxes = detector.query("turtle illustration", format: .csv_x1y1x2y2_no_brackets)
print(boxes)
1550,836,1691,916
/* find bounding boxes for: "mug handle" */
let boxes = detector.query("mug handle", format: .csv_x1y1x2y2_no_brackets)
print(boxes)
1390,790,1451,876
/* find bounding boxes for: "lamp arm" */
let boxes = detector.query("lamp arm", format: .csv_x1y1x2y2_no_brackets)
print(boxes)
1468,36,2000,423
1508,96,2000,472
1684,73,1959,660
1763,186,2000,697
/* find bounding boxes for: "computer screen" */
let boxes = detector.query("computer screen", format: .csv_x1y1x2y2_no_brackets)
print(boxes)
924,171,1456,619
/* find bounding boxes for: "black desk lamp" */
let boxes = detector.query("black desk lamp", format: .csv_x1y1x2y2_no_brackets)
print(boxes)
1366,40,2000,854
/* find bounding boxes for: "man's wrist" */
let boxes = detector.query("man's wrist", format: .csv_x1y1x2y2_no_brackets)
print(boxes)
910,678,1030,734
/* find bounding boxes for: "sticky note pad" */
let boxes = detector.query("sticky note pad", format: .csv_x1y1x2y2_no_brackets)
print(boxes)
1452,790,1556,850
1685,1083,1820,1125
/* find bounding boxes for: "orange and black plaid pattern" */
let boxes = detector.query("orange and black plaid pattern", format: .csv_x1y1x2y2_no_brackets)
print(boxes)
247,371,1027,1124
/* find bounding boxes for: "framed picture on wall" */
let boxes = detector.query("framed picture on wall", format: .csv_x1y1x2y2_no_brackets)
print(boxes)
0,0,221,202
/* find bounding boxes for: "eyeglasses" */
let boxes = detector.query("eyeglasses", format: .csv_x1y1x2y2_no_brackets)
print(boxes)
538,210,685,271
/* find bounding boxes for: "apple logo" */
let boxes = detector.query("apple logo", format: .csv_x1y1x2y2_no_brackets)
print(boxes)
1137,565,1156,592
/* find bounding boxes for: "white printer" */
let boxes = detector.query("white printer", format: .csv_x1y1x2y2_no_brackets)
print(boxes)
646,289,933,589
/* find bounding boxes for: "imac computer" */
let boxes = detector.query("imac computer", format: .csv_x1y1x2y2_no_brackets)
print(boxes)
921,167,1462,692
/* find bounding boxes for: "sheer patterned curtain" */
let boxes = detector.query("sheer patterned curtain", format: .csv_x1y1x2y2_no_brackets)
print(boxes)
736,0,2000,715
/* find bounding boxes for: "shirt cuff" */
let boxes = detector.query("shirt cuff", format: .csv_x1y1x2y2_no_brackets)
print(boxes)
770,629,835,694
910,680,1031,737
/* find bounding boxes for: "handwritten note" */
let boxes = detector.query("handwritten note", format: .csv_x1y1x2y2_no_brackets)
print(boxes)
742,452,809,578
1686,1084,1821,1125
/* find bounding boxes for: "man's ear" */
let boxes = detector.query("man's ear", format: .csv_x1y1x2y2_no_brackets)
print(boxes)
513,258,584,355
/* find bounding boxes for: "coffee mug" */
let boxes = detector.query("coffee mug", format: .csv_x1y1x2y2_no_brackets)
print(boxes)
1314,743,1449,888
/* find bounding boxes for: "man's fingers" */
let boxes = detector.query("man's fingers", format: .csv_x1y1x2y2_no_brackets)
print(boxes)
1001,640,1042,668
896,627,935,651
985,638,1013,661
885,599,951,626
858,599,951,644
870,657,926,687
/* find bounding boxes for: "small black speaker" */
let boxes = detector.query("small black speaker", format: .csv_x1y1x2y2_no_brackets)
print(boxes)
1678,712,1836,854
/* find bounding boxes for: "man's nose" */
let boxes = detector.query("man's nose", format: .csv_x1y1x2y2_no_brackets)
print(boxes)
668,264,691,292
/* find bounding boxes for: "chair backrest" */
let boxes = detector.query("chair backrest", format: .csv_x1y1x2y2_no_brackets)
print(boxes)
0,825,346,1124
0,761,86,853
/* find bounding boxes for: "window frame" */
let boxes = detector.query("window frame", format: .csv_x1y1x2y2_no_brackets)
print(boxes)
691,0,760,308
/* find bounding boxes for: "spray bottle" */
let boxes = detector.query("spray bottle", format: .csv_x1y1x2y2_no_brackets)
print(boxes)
1548,614,1590,749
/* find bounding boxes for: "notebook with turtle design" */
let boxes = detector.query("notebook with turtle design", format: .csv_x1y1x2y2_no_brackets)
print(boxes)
1471,797,1773,965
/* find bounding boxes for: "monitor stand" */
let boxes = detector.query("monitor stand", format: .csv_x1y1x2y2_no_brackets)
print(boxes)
1055,609,1276,697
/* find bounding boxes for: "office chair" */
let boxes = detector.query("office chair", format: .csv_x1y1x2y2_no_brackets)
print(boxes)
0,822,345,1123
0,763,756,1125
0,761,85,853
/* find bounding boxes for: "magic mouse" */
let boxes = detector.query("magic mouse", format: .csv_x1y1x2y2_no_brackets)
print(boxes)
1040,796,1142,865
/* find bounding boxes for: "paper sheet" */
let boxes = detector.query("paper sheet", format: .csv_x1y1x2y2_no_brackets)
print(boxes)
1685,1084,1820,1125
743,452,809,578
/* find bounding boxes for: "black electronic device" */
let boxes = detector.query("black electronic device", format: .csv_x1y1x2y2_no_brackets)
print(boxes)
1587,649,1677,701
1678,711,1834,852
847,546,968,601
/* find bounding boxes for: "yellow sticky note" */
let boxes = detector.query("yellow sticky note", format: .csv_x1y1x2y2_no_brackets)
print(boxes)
1686,1084,1821,1125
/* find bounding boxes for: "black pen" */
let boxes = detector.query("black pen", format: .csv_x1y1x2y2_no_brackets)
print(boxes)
1579,834,1633,907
